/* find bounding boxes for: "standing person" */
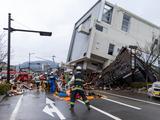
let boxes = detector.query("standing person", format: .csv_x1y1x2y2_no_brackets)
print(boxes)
41,80,46,91
69,66,90,111
60,73,66,91
35,76,40,89
49,72,58,93
67,72,73,83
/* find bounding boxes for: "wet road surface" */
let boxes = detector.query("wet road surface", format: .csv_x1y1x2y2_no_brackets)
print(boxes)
0,90,160,120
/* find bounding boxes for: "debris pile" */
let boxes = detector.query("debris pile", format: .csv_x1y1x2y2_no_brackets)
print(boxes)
95,47,158,88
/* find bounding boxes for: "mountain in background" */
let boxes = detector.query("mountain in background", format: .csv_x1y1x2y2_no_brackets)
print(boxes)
18,60,59,72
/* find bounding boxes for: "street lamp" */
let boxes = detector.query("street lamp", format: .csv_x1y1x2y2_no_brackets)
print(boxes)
3,13,52,83
3,28,52,36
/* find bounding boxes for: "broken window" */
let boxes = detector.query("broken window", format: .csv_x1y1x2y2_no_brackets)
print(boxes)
108,43,115,55
121,14,131,32
102,4,113,24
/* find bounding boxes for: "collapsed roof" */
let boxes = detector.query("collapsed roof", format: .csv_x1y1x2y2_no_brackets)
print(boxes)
96,47,158,87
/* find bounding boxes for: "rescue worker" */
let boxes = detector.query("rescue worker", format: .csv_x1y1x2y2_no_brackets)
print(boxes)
60,73,66,89
68,66,90,111
35,75,40,89
67,71,73,83
49,72,58,93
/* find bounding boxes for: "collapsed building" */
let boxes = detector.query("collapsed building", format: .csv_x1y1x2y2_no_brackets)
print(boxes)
67,0,160,72
95,47,158,87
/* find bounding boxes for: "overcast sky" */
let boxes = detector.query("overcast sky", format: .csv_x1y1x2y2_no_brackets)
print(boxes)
0,0,160,65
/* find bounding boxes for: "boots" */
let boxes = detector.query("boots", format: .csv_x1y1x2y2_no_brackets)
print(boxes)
70,106,74,112
86,104,91,111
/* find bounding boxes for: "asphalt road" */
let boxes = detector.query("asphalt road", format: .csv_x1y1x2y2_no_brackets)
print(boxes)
0,90,160,120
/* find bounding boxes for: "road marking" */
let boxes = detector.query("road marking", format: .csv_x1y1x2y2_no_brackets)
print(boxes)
102,97,141,110
43,98,66,120
10,95,23,120
102,92,160,106
78,100,122,120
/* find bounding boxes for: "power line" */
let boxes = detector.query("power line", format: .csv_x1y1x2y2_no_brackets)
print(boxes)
13,19,32,30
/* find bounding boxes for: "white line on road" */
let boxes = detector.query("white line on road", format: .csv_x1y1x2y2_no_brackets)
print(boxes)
78,100,122,120
10,95,23,120
102,97,141,110
103,92,160,106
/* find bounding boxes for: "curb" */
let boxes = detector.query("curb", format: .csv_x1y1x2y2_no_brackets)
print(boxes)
91,90,151,102
0,95,6,103
91,89,147,96
91,90,107,98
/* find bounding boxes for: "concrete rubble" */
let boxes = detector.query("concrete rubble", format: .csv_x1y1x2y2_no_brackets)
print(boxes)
92,47,158,89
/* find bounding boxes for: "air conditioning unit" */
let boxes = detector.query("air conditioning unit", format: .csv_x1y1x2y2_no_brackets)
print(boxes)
77,24,90,35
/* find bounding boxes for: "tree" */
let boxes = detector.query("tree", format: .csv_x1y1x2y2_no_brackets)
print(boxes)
0,33,7,62
137,35,160,82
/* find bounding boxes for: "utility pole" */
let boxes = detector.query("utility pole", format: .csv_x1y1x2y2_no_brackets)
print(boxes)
7,13,12,83
158,38,160,81
129,45,137,82
28,52,34,74
52,55,55,62
4,13,52,83
29,53,30,73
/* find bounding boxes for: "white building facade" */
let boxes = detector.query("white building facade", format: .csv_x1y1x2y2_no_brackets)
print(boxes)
67,0,160,72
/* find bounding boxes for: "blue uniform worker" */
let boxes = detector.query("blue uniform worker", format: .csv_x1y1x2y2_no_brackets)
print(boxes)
49,73,58,93
69,66,90,111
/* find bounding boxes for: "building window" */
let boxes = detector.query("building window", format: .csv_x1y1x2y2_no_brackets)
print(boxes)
121,14,131,32
102,4,113,24
95,24,103,32
108,43,115,55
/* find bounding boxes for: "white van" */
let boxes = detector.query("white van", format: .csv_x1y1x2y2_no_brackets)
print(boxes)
147,82,160,98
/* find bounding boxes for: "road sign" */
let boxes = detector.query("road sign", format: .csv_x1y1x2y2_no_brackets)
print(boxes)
43,98,66,120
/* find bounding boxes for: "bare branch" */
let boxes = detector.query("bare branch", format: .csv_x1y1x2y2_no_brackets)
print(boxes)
136,42,146,61
0,33,7,62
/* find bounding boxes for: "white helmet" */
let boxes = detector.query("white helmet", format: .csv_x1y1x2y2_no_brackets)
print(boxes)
69,71,73,75
76,66,82,70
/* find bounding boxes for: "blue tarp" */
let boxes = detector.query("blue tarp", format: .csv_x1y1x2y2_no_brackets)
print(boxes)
58,91,67,97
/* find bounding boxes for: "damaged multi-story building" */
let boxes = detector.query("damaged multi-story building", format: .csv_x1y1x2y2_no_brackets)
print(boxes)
67,0,160,72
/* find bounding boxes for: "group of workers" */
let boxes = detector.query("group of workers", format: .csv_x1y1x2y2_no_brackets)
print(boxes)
47,66,91,111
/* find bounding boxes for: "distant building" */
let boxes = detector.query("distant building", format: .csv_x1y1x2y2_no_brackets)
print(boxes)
0,62,6,72
67,0,160,72
0,62,16,71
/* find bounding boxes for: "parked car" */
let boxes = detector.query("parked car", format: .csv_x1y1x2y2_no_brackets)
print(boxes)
147,82,160,98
